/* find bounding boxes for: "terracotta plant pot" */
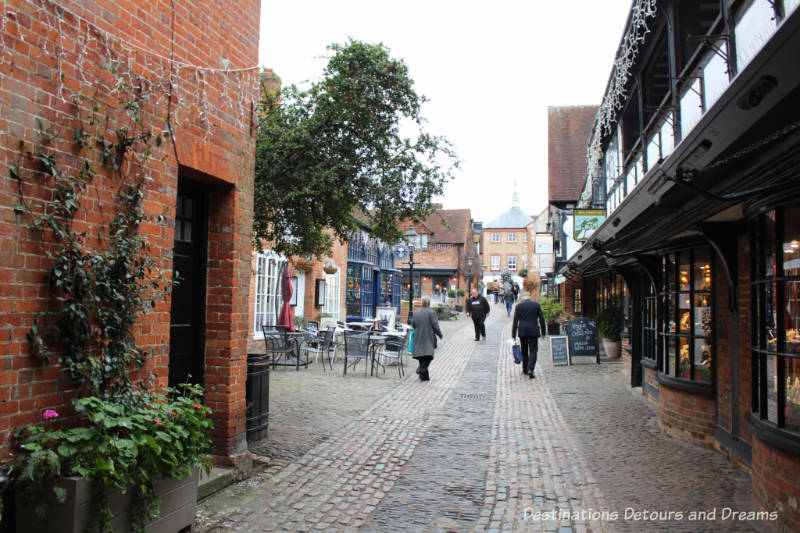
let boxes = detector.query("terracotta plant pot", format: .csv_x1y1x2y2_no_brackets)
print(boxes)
602,338,621,359
293,257,313,272
15,469,199,533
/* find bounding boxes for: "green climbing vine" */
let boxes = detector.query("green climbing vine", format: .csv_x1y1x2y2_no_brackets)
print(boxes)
22,77,172,403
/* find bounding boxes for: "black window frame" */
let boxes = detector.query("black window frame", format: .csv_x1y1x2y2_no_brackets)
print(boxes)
658,248,714,385
750,206,800,442
642,278,659,366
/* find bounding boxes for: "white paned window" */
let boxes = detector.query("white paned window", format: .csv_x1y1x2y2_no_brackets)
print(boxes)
508,232,517,242
660,115,675,157
703,41,730,109
491,233,500,243
508,256,517,270
254,251,286,335
680,79,704,139
491,255,501,270
323,270,341,321
735,0,777,70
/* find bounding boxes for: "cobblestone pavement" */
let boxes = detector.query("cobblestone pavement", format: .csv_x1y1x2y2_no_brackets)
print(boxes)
197,305,773,532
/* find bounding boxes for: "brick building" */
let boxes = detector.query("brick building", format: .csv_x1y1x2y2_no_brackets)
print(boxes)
398,207,477,317
0,1,260,467
558,1,800,529
481,187,535,287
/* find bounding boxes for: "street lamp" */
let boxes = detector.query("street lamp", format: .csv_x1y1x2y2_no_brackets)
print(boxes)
405,224,417,324
466,254,473,297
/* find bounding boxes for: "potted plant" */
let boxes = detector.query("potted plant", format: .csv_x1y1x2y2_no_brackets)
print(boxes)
539,296,564,335
13,384,212,533
596,299,624,358
454,288,465,311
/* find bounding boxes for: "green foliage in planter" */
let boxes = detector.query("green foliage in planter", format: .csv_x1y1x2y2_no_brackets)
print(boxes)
539,296,564,324
518,268,528,277
13,384,212,533
456,288,466,297
294,315,308,329
447,289,456,298
596,299,624,341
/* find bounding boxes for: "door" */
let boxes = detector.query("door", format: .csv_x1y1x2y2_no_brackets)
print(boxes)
169,179,207,386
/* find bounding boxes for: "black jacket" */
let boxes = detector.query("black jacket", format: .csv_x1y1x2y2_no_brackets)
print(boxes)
466,295,490,320
511,299,547,338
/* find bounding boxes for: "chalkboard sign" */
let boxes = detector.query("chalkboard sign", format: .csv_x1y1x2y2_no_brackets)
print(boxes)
567,317,600,364
550,336,569,366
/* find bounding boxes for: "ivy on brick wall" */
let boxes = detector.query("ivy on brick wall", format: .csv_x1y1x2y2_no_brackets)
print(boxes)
20,77,171,403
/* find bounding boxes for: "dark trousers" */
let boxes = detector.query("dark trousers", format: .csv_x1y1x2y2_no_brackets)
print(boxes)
520,336,539,375
471,316,486,340
414,356,433,380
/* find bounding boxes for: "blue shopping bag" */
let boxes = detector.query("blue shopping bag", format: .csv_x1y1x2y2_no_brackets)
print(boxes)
408,329,414,353
512,342,522,364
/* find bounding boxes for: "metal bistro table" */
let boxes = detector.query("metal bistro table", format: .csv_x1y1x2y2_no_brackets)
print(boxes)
368,330,405,376
266,329,310,371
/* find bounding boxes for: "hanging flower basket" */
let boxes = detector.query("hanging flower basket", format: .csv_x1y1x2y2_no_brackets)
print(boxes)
323,259,338,275
293,257,313,272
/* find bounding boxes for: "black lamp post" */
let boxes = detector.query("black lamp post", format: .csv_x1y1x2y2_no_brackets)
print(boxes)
405,225,417,324
466,254,473,297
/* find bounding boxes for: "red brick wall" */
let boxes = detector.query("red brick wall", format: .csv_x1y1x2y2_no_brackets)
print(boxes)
658,385,716,447
751,437,800,531
643,366,659,405
0,1,259,463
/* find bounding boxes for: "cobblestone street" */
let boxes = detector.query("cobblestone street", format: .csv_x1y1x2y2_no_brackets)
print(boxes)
197,306,774,532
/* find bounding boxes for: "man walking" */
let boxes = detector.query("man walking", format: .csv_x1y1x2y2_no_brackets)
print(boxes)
466,288,490,341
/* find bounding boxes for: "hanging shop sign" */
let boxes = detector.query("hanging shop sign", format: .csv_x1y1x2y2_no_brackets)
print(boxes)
573,209,606,242
539,254,555,274
534,233,554,254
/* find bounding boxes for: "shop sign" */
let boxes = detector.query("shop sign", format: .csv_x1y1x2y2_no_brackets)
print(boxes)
534,233,554,254
573,209,606,241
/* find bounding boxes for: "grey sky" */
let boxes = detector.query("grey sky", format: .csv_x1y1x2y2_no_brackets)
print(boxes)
258,0,633,224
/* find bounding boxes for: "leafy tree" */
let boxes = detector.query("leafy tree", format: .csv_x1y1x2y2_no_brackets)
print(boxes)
254,39,458,257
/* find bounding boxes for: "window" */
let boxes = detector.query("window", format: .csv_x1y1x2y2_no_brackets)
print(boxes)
508,233,517,243
409,233,429,250
660,249,713,383
507,256,517,271
523,233,528,242
642,280,658,364
254,251,286,334
491,233,500,243
752,206,800,435
323,270,341,321
491,255,500,271
346,264,362,317
574,288,583,313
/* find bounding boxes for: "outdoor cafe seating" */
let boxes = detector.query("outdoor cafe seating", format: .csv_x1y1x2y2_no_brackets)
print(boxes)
377,330,410,377
262,324,309,370
301,326,337,371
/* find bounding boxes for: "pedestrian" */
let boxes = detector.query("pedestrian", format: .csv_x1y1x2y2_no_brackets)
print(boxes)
465,288,490,341
411,295,443,381
512,281,520,302
503,280,515,316
492,281,500,303
511,279,547,379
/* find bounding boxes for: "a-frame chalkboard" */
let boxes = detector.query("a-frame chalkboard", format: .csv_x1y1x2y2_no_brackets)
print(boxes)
567,317,600,364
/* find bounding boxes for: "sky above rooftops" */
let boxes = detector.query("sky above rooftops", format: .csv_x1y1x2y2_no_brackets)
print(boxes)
258,0,633,223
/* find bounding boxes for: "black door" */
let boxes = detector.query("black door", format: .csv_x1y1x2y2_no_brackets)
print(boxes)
169,180,207,386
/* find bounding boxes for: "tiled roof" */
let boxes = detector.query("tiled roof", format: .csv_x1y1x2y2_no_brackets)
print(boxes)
548,106,597,205
423,208,472,244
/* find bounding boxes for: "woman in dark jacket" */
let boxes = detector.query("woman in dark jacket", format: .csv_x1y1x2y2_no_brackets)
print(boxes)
411,295,443,381
511,279,547,378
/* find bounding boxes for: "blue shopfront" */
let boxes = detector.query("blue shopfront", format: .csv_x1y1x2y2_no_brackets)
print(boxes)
346,231,401,321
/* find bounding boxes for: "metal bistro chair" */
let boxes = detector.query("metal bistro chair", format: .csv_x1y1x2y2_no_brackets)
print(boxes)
302,327,336,371
342,330,372,377
262,325,307,370
379,330,410,377
306,320,319,333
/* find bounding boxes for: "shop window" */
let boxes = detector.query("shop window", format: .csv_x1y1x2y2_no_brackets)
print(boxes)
752,207,800,435
346,265,362,317
574,288,583,313
254,251,286,334
660,249,713,383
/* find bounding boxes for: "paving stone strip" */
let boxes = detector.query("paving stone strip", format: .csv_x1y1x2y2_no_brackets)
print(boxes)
476,320,614,533
196,319,477,532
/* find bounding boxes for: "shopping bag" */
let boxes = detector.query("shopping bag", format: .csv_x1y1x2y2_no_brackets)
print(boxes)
512,342,522,364
408,329,414,353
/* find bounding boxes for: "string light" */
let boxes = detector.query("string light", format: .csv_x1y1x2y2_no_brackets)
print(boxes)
579,0,658,207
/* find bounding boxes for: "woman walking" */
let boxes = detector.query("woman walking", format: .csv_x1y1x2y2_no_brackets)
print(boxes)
511,279,547,379
411,295,443,381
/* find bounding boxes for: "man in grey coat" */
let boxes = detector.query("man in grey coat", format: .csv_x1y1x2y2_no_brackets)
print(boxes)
411,295,443,381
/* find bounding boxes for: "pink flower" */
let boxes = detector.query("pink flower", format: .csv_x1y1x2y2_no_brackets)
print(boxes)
193,404,202,409
42,409,59,420
154,418,163,426
166,409,174,415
